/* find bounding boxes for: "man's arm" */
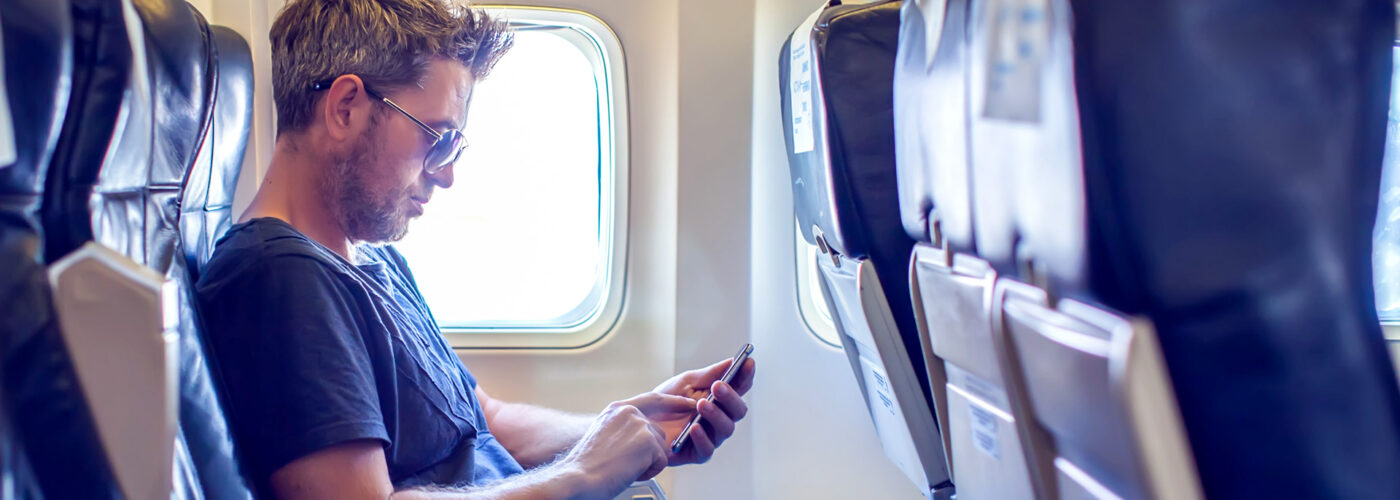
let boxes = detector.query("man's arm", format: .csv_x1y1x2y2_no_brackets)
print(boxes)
477,388,593,469
271,404,673,500
270,440,586,500
478,388,698,469
478,358,755,471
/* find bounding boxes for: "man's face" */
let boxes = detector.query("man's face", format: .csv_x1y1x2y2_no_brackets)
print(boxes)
324,60,475,243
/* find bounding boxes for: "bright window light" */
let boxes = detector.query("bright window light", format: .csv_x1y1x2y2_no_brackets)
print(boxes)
1376,45,1400,323
395,9,624,340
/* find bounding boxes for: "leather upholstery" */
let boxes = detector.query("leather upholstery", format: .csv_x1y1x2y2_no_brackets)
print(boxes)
782,2,901,261
183,27,253,284
0,0,124,498
1055,0,1400,496
130,2,255,498
29,0,255,497
43,0,145,264
0,395,39,500
169,22,257,500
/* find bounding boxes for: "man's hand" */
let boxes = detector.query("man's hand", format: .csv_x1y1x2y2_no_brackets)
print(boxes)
626,357,757,466
557,402,673,498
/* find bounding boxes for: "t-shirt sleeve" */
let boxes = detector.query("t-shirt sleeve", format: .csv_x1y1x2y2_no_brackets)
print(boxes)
198,254,391,482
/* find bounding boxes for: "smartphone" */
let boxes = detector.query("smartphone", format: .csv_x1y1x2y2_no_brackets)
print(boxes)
671,343,754,454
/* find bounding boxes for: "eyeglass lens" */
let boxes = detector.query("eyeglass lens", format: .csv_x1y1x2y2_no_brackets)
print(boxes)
425,130,465,173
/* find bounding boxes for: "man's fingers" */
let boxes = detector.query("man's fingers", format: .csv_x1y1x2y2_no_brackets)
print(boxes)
693,357,734,383
698,398,736,445
729,358,756,394
687,421,717,464
629,392,697,416
711,381,749,422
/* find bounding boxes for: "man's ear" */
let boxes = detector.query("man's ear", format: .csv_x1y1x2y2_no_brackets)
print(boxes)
321,74,373,142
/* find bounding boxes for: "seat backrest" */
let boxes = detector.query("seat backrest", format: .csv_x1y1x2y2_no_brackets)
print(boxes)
0,1,126,498
43,0,148,263
130,2,255,498
780,2,954,497
172,21,256,500
964,0,1082,275
35,0,256,496
182,26,253,284
1007,0,1400,497
893,0,973,252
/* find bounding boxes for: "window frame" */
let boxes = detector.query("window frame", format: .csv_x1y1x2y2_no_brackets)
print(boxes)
434,6,629,349
794,224,841,348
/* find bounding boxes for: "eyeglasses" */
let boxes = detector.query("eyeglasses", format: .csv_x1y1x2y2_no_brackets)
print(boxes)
310,79,466,174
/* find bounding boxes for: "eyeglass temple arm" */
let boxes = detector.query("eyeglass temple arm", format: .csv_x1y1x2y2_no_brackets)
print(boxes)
311,80,443,141
376,96,444,141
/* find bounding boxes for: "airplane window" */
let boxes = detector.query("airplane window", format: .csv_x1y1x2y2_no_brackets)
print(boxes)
1376,44,1400,323
795,226,840,347
396,8,627,347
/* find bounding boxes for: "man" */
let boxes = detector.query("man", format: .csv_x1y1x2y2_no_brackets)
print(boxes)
195,0,756,498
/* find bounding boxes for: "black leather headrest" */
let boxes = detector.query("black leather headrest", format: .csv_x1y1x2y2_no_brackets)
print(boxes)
43,0,144,263
780,1,904,262
182,25,253,284
0,0,72,209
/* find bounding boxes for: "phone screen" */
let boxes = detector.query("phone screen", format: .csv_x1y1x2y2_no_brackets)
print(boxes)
671,343,754,453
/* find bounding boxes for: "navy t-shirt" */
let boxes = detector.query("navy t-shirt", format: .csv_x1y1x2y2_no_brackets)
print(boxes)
196,218,523,496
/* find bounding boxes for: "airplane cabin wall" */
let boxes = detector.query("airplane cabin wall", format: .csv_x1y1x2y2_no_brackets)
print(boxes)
197,0,926,497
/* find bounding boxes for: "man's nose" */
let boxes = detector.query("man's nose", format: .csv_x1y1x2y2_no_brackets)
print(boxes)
428,162,454,189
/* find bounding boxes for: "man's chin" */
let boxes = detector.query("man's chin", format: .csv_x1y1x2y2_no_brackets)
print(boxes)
346,217,412,244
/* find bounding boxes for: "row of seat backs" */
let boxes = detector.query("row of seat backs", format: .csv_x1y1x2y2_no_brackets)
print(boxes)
0,0,254,498
895,0,1400,497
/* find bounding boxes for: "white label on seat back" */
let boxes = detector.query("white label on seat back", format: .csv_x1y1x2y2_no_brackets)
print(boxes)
789,7,822,154
981,0,1049,123
858,356,931,491
969,404,1001,460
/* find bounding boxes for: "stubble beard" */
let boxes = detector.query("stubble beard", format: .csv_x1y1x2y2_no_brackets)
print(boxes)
319,121,414,244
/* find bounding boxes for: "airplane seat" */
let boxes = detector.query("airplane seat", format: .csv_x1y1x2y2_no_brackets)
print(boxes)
990,0,1400,498
0,0,127,498
780,1,954,497
892,0,1040,498
182,26,253,284
35,0,256,497
174,21,256,500
966,0,1201,497
127,1,256,497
